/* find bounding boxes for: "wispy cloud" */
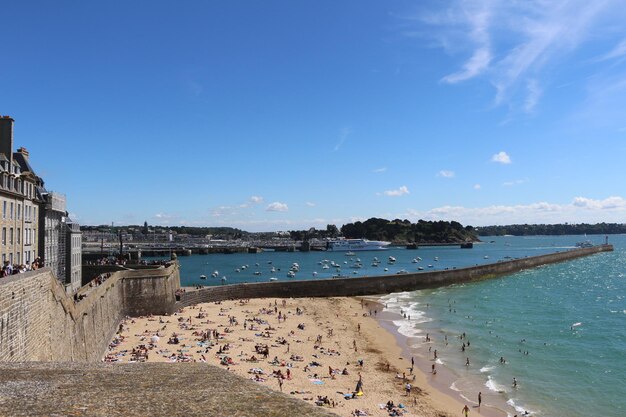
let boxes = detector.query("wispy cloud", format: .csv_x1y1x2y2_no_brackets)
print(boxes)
473,184,481,190
524,79,542,113
438,170,455,178
503,179,527,186
416,0,619,111
382,186,410,197
491,151,511,164
440,1,493,84
373,167,387,173
249,196,264,204
305,202,316,207
334,127,352,151
596,37,626,61
266,202,289,212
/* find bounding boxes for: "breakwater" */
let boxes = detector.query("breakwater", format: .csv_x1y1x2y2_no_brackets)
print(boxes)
177,245,613,306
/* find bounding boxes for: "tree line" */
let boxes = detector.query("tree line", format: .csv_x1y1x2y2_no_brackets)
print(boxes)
475,223,626,236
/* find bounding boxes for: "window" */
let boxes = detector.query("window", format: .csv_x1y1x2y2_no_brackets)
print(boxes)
2,227,5,245
17,204,20,220
33,207,36,220
2,201,5,219
10,202,13,219
9,228,13,245
16,252,19,264
17,229,20,244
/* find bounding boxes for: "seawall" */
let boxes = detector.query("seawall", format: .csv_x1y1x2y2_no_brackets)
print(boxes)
178,245,613,306
0,263,179,362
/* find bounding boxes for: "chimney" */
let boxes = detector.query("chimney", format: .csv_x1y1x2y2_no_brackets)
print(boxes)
0,116,14,162
17,147,29,160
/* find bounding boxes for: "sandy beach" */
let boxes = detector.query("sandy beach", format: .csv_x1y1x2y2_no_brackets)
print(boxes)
105,297,500,417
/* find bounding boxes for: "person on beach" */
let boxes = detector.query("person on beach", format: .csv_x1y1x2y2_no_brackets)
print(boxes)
478,392,482,407
462,404,470,416
513,377,518,387
405,382,412,396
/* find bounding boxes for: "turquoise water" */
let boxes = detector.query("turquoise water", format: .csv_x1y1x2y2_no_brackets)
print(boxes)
158,234,624,416
381,235,626,417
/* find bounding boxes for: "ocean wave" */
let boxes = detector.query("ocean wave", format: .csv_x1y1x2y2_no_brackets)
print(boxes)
507,398,538,416
449,381,460,391
485,376,506,393
435,358,444,365
391,320,422,338
480,365,495,373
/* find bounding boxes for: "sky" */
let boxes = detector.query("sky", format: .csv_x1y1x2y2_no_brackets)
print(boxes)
2,0,626,232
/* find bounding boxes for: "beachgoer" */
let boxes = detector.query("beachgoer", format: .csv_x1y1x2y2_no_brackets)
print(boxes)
478,392,482,407
462,404,470,416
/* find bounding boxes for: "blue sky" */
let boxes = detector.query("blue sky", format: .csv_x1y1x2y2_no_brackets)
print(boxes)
2,1,626,231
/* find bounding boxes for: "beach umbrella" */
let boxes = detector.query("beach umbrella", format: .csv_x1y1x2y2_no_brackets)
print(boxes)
151,335,160,343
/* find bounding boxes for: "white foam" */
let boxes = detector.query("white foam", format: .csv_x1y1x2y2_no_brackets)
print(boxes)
507,398,538,416
449,381,460,391
392,320,422,338
485,376,506,393
480,365,495,373
435,358,444,365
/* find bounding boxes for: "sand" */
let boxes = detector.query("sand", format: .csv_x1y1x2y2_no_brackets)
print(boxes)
105,297,498,417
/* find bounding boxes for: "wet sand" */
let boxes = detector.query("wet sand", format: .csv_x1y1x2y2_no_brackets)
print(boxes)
105,297,500,417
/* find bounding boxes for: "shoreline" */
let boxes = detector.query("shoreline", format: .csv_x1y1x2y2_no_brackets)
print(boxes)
362,297,508,417
106,297,496,417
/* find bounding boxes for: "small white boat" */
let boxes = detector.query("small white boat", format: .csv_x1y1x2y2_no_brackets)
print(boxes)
484,255,489,259
312,271,318,276
345,251,356,256
211,270,219,278
269,277,278,282
287,271,295,278
200,274,207,280
428,264,434,268
254,271,262,275
418,266,424,270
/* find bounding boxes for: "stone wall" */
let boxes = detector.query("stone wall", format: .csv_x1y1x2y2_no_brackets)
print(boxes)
0,263,180,362
178,245,613,306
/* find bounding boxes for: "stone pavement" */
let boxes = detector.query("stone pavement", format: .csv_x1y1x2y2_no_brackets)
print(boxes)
0,362,339,417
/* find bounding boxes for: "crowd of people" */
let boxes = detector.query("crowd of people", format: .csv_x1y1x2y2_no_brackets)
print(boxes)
0,257,44,278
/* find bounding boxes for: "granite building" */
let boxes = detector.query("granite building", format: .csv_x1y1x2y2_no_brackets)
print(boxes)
0,115,82,292
0,116,44,268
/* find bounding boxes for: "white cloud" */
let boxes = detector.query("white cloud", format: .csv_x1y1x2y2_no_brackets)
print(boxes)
404,196,626,226
491,151,511,164
249,196,264,204
266,202,289,212
305,202,316,207
438,170,455,178
473,184,481,190
373,167,387,173
383,186,410,197
572,196,626,210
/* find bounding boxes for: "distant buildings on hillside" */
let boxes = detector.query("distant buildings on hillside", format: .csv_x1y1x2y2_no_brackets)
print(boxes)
0,116,81,292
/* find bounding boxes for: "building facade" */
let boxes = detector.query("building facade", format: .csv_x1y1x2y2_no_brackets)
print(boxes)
0,116,81,292
0,116,43,269
65,219,82,292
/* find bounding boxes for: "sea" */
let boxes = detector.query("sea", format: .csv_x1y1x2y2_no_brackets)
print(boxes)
153,234,626,417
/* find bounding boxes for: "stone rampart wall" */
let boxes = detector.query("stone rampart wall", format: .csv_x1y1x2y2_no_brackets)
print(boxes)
0,263,180,362
178,245,612,307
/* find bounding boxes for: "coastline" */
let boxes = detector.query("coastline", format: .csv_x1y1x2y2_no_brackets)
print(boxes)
106,296,501,417
362,297,508,417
